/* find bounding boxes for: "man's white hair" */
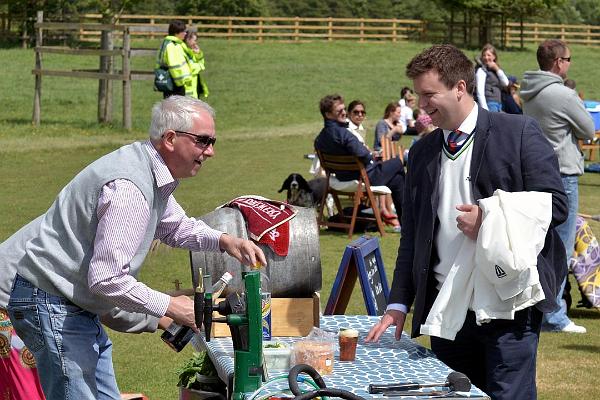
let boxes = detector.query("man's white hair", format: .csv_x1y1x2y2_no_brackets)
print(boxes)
149,95,215,141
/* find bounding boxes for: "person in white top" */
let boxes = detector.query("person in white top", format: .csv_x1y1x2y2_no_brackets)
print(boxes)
398,86,414,107
475,43,509,112
399,92,416,135
344,99,400,230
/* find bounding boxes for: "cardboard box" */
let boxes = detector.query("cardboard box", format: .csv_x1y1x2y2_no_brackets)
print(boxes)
212,293,320,337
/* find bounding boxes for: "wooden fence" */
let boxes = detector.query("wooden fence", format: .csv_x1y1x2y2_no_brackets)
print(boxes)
79,14,425,43
73,14,600,47
505,21,600,47
31,11,144,130
7,12,600,47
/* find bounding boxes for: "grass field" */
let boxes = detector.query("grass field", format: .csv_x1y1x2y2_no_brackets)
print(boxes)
0,39,599,399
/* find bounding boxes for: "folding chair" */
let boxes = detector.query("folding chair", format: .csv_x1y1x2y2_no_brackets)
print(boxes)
579,131,600,161
380,135,404,163
315,150,388,238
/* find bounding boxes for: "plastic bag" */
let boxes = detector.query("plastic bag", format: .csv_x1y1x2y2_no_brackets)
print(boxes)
290,327,335,375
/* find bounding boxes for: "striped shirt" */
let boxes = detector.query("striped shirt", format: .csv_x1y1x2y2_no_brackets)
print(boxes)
88,140,223,318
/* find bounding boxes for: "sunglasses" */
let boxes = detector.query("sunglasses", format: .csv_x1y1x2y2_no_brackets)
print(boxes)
174,130,216,147
352,110,366,116
556,56,571,62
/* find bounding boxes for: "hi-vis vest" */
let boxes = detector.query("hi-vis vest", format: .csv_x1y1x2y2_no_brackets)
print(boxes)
156,36,192,88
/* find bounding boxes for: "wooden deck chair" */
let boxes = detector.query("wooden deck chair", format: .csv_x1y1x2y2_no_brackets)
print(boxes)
380,135,404,163
315,150,388,238
579,131,600,161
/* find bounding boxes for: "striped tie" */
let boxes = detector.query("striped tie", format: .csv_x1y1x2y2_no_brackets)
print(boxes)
446,130,463,155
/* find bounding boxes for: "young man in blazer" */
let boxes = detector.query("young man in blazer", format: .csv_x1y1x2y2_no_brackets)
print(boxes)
366,44,568,400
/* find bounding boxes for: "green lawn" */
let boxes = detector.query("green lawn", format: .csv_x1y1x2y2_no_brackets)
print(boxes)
0,40,599,399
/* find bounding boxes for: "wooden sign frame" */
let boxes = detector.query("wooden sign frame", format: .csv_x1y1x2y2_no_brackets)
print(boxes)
324,236,390,316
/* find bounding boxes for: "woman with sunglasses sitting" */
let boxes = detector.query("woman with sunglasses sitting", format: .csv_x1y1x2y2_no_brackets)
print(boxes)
347,100,368,143
346,100,401,232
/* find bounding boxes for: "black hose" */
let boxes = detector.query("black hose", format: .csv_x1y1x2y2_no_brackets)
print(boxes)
294,388,365,400
288,364,366,400
288,364,326,394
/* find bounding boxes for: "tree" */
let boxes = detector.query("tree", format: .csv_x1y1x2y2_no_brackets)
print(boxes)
176,0,268,17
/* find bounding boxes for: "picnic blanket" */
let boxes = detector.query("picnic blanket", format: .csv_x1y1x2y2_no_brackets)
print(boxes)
572,216,600,307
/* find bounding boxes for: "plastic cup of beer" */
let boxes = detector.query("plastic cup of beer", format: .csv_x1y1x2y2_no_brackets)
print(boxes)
338,328,359,362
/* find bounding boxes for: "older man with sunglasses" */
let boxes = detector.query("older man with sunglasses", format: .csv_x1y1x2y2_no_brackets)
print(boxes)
1,95,266,400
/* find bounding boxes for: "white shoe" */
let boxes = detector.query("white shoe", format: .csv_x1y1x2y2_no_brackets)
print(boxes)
560,322,587,333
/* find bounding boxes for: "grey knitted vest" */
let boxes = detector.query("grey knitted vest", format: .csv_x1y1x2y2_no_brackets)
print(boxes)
1,142,168,315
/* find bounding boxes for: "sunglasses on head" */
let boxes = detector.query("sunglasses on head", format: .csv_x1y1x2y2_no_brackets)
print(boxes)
174,130,216,147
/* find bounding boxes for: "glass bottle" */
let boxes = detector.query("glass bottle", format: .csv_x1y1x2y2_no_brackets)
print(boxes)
161,271,233,352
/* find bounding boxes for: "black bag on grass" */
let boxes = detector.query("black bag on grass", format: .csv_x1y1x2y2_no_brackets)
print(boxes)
326,205,379,233
154,39,174,92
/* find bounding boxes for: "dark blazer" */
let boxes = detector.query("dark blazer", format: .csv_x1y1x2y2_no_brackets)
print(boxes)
314,119,373,181
388,107,569,338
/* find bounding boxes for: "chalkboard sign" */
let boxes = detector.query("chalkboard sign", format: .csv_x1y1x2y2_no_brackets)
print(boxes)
324,236,390,316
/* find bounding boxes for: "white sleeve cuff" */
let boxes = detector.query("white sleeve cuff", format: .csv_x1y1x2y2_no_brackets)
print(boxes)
386,303,408,314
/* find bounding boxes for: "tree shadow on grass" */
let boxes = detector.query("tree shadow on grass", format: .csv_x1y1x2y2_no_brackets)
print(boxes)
568,308,600,319
318,229,383,239
561,344,600,352
3,116,136,134
2,117,33,125
579,181,600,188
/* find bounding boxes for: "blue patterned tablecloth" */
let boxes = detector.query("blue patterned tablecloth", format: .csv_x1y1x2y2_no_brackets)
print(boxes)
192,315,489,399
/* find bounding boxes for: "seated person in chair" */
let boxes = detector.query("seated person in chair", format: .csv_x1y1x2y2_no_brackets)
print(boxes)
314,94,405,222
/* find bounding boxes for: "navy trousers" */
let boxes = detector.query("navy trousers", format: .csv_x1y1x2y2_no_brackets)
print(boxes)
430,307,542,400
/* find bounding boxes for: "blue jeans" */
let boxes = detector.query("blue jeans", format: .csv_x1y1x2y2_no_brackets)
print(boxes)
7,275,121,400
487,101,503,112
542,175,578,330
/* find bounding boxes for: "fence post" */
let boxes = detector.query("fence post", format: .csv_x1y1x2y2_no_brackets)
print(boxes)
150,18,155,39
21,18,28,48
294,16,299,42
228,17,233,41
32,11,43,126
359,19,364,43
258,19,263,43
520,16,524,49
98,16,114,124
392,20,397,43
586,25,590,46
122,27,131,131
449,9,454,45
328,17,333,42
